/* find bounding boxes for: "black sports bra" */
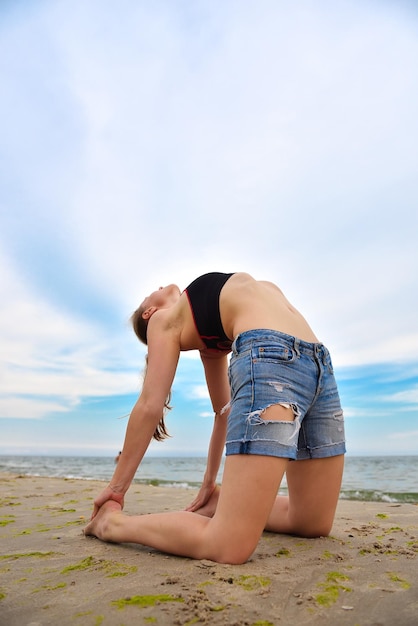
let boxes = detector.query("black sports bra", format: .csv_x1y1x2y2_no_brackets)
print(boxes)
185,272,234,351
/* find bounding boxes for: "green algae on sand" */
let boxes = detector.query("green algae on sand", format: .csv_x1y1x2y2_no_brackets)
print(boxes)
61,555,137,577
315,571,352,607
0,551,58,561
111,594,184,609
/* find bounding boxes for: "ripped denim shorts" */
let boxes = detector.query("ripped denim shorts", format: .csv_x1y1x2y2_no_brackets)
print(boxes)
225,329,346,460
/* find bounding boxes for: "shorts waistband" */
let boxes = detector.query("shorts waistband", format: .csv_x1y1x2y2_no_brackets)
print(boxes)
231,329,329,358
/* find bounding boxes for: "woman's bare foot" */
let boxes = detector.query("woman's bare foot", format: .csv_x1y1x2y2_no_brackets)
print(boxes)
194,485,221,517
84,500,122,541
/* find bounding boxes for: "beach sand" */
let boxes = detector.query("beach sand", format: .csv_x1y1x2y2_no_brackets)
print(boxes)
0,473,417,626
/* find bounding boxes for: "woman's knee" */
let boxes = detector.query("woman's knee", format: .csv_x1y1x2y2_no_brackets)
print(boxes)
293,515,334,538
206,530,259,564
212,542,256,565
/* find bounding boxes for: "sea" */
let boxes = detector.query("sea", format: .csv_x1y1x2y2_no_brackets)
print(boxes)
0,455,417,504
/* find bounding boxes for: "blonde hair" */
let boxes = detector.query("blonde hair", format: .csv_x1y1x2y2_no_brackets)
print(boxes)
131,310,172,441
131,305,148,345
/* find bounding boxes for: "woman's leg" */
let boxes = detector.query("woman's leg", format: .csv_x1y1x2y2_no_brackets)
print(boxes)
194,455,344,537
85,454,288,564
264,455,344,536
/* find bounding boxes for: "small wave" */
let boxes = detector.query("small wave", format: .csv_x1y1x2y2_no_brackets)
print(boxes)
133,478,199,489
340,489,418,504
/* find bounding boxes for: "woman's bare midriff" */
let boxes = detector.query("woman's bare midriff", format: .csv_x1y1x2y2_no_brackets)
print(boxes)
220,273,319,344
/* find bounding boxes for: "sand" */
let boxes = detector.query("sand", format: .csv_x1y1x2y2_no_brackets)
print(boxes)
0,473,417,626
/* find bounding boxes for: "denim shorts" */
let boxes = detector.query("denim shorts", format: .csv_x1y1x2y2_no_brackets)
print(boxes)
225,329,346,460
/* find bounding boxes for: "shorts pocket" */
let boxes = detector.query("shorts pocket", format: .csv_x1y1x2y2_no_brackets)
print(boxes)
254,345,296,363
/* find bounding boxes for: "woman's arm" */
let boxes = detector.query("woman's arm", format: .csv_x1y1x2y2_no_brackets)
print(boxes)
186,351,231,511
91,314,180,518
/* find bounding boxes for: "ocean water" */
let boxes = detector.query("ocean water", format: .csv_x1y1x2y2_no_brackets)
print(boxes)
0,455,417,504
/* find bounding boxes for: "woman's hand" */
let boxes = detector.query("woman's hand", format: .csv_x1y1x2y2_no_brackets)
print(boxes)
90,485,125,520
185,482,217,513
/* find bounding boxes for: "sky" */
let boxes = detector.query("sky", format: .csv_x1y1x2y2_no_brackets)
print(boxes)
1,0,417,457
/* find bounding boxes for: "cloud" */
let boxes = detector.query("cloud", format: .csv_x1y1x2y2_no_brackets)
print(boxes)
0,250,140,419
389,430,418,440
0,397,70,420
385,387,418,406
189,386,211,401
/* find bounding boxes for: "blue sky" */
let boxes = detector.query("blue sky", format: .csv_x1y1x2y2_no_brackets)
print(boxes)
1,0,417,457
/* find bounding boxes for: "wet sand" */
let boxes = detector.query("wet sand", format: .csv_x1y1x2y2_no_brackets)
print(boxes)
0,473,417,625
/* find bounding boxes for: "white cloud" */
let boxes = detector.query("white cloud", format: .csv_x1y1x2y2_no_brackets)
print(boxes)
333,333,418,368
389,430,418,441
385,387,418,406
189,386,210,401
0,397,69,420
0,251,140,418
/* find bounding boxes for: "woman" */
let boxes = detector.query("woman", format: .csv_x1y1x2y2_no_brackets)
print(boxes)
84,272,345,564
